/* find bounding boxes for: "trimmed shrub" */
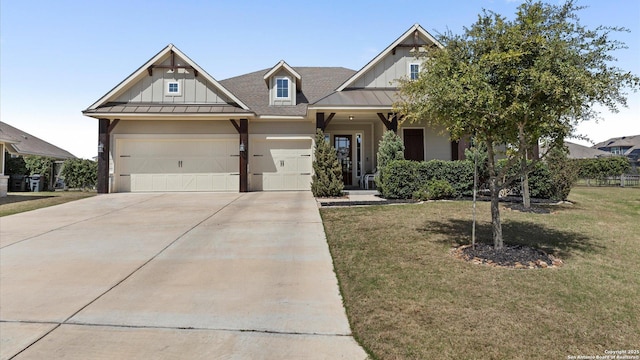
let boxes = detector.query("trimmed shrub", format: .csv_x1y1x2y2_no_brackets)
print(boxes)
380,159,473,199
380,160,418,199
413,179,455,200
416,160,475,197
311,129,344,197
498,159,553,199
375,130,405,194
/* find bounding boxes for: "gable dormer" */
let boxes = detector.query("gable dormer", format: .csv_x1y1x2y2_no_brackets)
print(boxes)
263,60,301,106
337,24,441,90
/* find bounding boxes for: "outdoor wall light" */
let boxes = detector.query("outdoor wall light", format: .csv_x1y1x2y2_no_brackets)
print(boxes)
349,115,354,121
98,142,104,153
239,141,246,153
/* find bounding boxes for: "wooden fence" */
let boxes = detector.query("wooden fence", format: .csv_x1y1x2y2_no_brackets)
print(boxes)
577,174,640,187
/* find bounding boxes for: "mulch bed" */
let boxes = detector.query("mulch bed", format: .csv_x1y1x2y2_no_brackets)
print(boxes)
452,243,563,269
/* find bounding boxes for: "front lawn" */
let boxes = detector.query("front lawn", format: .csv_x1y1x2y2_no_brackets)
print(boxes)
321,187,640,359
0,191,96,217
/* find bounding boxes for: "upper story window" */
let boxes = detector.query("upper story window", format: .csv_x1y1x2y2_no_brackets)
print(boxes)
166,80,181,96
409,63,420,80
276,77,289,98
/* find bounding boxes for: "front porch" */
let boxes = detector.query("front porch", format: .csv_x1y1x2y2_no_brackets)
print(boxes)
314,111,468,189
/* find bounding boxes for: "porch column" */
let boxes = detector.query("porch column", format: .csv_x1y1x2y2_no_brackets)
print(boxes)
316,112,325,131
97,118,110,194
239,119,248,192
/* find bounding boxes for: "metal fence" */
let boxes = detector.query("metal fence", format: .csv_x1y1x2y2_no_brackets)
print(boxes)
577,174,640,187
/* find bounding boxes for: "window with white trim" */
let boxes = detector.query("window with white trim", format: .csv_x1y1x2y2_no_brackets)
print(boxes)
409,63,420,80
276,77,289,98
166,81,181,96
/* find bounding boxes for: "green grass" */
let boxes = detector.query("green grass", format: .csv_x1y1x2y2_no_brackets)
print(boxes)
321,187,640,359
0,191,96,217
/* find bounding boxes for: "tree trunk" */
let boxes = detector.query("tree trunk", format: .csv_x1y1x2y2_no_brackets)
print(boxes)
486,141,504,249
519,126,531,209
522,160,531,208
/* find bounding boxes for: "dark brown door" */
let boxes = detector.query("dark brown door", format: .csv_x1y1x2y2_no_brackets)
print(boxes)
334,135,352,185
404,129,425,161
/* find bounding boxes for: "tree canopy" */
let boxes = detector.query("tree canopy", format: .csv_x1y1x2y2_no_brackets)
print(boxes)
395,0,639,248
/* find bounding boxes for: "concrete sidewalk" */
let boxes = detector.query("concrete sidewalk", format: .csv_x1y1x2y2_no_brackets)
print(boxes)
0,192,367,359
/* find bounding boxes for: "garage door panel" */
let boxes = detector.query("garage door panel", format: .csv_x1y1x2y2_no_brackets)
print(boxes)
249,139,312,191
117,138,238,192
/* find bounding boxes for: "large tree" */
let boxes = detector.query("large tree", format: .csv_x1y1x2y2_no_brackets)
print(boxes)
395,0,639,249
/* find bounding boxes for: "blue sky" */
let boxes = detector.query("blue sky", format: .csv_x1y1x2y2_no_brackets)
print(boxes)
1,0,638,159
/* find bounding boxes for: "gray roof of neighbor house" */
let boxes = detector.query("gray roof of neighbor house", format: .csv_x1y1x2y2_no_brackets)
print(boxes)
0,121,76,159
593,135,640,156
220,67,356,116
565,141,613,159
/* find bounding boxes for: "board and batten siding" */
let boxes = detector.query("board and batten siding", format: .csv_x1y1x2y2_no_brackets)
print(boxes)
352,46,421,89
114,55,231,104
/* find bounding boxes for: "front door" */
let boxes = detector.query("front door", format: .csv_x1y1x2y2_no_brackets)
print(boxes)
403,129,425,161
334,135,352,186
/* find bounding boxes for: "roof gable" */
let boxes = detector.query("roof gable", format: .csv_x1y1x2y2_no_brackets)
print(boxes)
263,60,302,88
336,24,442,91
86,44,250,111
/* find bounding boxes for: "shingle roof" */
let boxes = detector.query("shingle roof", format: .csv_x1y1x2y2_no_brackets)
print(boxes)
593,135,640,156
220,67,356,116
564,141,612,159
0,121,76,159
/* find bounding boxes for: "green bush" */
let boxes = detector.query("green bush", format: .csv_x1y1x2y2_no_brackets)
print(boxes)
4,156,28,175
24,155,55,191
546,146,579,201
413,179,455,200
311,129,344,197
416,160,475,197
380,160,418,199
498,159,553,199
375,130,405,194
380,159,474,199
61,158,98,190
576,156,631,181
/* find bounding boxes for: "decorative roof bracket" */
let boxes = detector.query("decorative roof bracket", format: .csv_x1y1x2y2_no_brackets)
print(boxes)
147,50,198,77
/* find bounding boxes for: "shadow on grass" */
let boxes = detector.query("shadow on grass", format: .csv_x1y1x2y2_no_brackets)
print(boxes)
419,219,603,259
0,194,54,205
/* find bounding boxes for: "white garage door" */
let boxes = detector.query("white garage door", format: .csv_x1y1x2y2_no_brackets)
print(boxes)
250,138,312,191
116,138,239,192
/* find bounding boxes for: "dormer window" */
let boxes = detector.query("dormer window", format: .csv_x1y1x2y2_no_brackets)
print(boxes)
276,77,289,99
409,63,420,80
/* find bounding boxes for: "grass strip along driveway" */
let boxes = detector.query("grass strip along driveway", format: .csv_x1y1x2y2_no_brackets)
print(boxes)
321,187,640,359
0,191,95,217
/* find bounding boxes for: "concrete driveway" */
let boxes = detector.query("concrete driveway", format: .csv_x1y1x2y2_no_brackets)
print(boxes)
0,192,367,359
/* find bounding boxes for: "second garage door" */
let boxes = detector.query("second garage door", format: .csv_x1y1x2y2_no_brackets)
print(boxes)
116,138,239,192
250,138,312,191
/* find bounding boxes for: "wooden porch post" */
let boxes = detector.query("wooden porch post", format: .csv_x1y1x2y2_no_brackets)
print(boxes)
240,119,249,192
316,112,325,131
97,119,110,194
377,113,399,133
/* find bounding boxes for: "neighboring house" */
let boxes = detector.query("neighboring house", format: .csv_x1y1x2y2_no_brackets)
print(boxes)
563,141,612,159
84,24,464,193
593,135,640,169
0,121,76,195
